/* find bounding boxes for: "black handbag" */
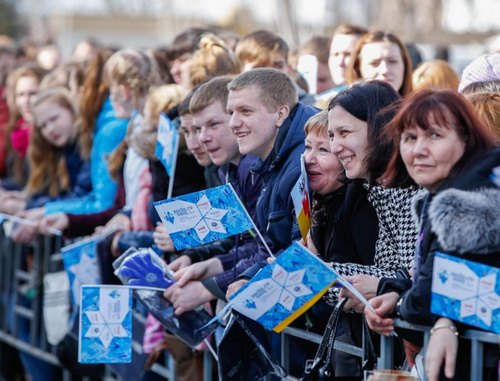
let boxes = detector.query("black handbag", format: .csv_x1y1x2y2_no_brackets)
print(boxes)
300,298,348,381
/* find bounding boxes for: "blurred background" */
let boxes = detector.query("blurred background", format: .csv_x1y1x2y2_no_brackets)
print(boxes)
3,0,500,72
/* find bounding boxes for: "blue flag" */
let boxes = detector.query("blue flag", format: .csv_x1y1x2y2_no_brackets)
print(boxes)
155,113,179,177
229,242,340,332
79,285,132,364
154,184,255,250
62,238,102,306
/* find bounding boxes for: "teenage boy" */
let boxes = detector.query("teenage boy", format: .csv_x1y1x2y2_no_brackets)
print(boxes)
226,68,318,275
163,76,266,314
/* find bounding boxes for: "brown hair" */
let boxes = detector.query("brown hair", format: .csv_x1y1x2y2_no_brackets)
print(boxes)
5,63,46,185
189,34,240,87
384,89,497,188
235,30,289,69
39,60,86,91
228,67,298,111
299,36,332,64
347,31,413,96
189,75,233,115
334,24,369,37
412,60,459,91
26,87,77,197
78,48,115,160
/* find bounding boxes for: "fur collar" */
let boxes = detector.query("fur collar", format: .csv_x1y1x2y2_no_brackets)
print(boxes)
427,187,500,255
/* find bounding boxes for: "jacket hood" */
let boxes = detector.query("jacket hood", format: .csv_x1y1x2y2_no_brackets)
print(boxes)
428,187,500,255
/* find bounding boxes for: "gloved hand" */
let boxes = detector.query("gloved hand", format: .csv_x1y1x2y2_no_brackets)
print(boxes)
119,252,174,289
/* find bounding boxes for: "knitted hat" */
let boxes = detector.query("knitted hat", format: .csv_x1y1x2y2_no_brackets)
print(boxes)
459,52,500,92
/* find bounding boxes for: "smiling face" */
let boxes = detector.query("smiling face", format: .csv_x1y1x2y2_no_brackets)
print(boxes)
400,114,466,193
227,86,288,160
180,113,212,167
15,76,40,123
304,131,343,194
33,100,75,147
359,41,405,93
193,101,240,166
328,105,369,180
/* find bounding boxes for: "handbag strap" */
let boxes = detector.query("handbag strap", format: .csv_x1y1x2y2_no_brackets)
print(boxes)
308,297,349,372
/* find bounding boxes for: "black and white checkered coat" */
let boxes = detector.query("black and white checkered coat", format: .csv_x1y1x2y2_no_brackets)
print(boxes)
325,184,422,306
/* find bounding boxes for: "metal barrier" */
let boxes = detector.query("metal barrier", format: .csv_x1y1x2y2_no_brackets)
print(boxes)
380,319,500,381
0,229,180,381
2,226,498,381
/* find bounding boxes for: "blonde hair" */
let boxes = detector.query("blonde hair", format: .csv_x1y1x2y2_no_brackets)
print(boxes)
189,34,240,88
466,92,500,142
304,109,329,137
130,84,186,160
412,60,459,91
26,87,77,197
104,49,162,110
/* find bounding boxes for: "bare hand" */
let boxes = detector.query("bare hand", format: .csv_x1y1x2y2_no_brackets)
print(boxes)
167,255,192,272
425,318,458,381
11,221,39,243
97,213,131,234
403,339,421,368
226,279,248,300
364,292,399,336
19,207,45,221
39,213,69,235
153,223,175,252
0,191,27,215
340,274,380,313
163,281,214,315
175,258,223,286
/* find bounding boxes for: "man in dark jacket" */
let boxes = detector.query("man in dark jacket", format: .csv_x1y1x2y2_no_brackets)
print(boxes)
225,68,319,290
163,76,266,314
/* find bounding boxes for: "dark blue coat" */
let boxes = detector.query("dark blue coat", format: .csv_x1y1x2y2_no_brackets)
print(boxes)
239,103,319,279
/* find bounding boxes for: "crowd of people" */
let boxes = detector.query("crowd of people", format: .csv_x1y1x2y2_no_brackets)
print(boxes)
0,23,499,381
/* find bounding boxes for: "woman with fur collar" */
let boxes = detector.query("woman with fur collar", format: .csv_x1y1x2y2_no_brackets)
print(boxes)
365,89,500,381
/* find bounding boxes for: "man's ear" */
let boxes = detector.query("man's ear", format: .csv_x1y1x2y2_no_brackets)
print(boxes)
276,105,290,127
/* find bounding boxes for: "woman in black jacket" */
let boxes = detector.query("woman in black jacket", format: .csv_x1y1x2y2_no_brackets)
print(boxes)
365,89,500,380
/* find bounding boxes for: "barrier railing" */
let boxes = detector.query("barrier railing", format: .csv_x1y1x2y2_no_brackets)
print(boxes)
1,227,498,381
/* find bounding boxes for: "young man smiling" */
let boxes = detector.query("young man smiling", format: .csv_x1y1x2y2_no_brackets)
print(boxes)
163,76,266,315
226,68,318,272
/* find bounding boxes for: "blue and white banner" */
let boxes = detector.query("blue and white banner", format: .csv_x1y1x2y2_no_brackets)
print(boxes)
155,113,179,177
229,242,339,332
62,238,102,306
431,252,500,333
154,184,254,250
79,285,132,363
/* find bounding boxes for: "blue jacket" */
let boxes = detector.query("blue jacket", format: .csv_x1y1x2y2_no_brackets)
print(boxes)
240,103,318,279
255,102,318,250
44,97,129,215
